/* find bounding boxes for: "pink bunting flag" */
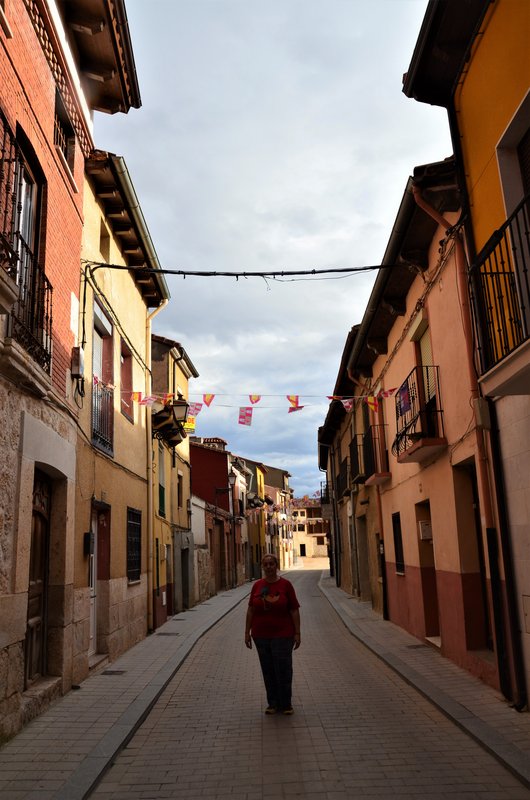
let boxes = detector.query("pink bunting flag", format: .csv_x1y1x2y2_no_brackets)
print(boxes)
161,393,174,405
203,394,215,407
249,395,261,404
288,405,305,413
239,407,253,426
378,387,397,398
139,395,157,406
286,395,300,408
341,399,354,412
365,395,379,413
188,402,203,416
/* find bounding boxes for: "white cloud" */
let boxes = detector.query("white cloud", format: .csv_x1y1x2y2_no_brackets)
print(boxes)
96,0,451,495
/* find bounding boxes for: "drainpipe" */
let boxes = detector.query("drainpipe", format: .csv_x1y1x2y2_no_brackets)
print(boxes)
412,185,527,709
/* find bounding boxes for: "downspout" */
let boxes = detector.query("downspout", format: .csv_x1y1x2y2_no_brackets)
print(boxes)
412,185,527,709
146,301,168,631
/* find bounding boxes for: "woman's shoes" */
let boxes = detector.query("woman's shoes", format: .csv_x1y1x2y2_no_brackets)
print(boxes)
264,705,294,715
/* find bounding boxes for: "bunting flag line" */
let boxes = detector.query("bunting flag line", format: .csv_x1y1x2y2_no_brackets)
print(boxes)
203,394,215,407
288,405,305,413
249,395,261,404
239,407,253,426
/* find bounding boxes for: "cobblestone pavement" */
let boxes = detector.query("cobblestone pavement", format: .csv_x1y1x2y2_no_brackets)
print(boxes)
91,569,530,800
1,564,529,800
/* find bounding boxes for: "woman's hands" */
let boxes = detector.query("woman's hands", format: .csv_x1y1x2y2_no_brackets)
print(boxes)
244,633,252,649
293,634,301,650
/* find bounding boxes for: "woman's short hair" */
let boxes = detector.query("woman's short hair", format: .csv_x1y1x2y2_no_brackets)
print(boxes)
261,553,279,567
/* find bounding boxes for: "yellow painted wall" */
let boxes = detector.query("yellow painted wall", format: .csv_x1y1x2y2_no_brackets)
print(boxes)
456,1,530,249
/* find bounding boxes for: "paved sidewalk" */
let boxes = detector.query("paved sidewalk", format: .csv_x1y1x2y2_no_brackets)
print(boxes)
0,567,529,799
319,573,530,789
0,585,252,800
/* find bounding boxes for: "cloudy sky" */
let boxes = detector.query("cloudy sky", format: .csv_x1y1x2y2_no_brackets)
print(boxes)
95,0,451,497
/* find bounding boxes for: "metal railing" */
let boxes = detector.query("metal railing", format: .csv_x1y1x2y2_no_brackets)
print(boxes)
392,365,444,458
92,383,114,455
469,194,530,374
363,425,389,477
336,457,350,498
1,108,53,373
320,481,331,504
350,436,365,483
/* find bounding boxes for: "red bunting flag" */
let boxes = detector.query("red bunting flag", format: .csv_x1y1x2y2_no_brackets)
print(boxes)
286,395,300,407
378,387,397,398
239,407,253,426
288,405,305,413
131,391,142,403
249,395,261,404
203,394,215,407
162,393,174,405
365,395,379,413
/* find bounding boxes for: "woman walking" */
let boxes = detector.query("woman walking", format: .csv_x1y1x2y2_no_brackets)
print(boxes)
245,554,301,715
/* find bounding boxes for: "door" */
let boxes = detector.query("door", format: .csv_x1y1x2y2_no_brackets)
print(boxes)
25,471,51,687
88,509,98,657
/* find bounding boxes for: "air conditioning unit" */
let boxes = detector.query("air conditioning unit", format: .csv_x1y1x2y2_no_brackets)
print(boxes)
418,520,432,541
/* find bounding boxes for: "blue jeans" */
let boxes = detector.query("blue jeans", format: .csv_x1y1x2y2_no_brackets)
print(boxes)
253,637,294,710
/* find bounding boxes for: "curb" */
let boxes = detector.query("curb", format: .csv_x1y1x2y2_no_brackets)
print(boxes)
318,575,530,790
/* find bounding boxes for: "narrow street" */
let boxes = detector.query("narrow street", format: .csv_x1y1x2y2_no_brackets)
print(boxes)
91,569,529,800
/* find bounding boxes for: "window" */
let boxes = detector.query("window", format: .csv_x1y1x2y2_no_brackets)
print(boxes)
158,442,166,517
120,340,133,421
392,512,405,573
127,508,141,582
92,303,114,453
0,115,53,373
316,536,325,545
177,472,183,509
54,91,75,174
297,524,305,532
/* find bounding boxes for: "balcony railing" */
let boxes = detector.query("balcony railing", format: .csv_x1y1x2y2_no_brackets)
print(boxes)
8,243,53,373
1,108,53,373
92,383,114,455
363,425,390,485
350,436,365,483
392,365,446,463
470,194,530,374
336,457,350,498
320,481,331,505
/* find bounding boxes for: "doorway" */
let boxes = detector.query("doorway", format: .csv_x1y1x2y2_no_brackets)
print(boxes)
25,470,51,687
416,501,440,640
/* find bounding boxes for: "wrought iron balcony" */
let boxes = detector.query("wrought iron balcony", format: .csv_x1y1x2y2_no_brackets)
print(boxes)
363,425,391,485
469,194,530,394
336,457,350,498
320,480,331,505
392,365,446,463
92,382,114,455
8,246,53,374
1,108,53,374
350,436,365,484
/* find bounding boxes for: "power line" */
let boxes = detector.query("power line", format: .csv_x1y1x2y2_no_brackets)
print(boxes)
82,260,400,279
